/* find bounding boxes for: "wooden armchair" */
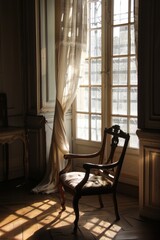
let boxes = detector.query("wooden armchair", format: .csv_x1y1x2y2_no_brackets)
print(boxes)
59,125,130,232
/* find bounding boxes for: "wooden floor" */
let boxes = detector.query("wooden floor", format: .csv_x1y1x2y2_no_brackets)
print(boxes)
0,178,159,240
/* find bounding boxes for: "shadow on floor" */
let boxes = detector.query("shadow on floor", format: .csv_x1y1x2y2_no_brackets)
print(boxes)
29,225,97,240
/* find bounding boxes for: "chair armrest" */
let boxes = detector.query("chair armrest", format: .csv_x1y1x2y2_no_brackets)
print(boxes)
76,162,118,191
60,151,100,175
64,151,100,160
83,161,118,171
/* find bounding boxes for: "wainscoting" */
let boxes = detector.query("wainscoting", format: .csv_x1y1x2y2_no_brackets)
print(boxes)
137,130,160,220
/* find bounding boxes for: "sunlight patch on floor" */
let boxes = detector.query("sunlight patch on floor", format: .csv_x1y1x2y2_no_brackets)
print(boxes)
84,217,121,240
0,196,122,239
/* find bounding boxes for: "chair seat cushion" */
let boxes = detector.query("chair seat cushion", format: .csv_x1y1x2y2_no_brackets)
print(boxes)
60,171,113,195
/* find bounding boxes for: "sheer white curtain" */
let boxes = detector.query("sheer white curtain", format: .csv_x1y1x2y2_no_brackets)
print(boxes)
32,0,87,194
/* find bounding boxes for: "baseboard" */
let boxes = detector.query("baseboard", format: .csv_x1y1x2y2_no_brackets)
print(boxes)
117,182,139,198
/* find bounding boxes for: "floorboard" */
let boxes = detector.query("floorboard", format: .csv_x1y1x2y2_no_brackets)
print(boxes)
0,178,159,240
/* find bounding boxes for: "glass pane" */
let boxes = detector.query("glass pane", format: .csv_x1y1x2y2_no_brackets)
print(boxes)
90,29,101,57
77,114,89,140
91,87,101,113
113,26,128,55
91,59,101,85
112,87,128,115
76,87,89,111
130,87,137,116
130,56,137,84
79,60,89,85
91,114,101,141
129,118,139,148
112,57,128,85
130,0,134,22
90,0,102,29
130,24,135,54
113,0,128,25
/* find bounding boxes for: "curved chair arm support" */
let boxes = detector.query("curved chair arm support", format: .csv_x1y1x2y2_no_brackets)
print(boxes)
75,162,119,191
75,170,90,191
59,158,72,175
75,161,119,191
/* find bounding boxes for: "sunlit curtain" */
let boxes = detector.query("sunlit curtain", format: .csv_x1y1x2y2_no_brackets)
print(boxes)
32,0,87,194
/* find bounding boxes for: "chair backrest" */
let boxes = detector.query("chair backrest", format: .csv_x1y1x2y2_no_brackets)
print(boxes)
0,93,8,128
99,125,130,187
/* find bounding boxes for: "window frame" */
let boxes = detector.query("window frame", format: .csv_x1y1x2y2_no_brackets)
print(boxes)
72,0,139,154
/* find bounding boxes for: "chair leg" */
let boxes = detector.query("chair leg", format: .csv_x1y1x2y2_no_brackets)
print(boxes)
73,195,80,232
113,192,120,220
98,195,104,208
58,183,66,211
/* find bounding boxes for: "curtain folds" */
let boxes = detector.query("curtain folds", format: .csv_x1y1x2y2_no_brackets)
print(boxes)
32,0,87,194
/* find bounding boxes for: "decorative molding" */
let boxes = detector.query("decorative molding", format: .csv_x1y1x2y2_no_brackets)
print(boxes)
0,128,28,181
39,0,56,113
26,115,46,180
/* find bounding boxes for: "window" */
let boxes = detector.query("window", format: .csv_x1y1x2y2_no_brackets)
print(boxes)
111,0,138,148
74,0,138,149
76,0,102,142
